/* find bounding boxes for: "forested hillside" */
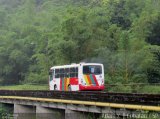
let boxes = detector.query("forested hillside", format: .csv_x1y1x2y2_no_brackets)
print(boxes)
0,0,159,86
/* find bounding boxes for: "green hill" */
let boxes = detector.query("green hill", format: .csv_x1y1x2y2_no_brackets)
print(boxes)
0,0,159,88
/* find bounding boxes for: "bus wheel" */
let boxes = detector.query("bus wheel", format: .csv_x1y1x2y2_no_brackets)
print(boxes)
54,85,57,90
68,85,71,91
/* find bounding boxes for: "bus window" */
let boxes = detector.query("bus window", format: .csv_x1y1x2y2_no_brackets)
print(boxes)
55,69,60,78
83,65,102,75
70,67,74,78
59,68,64,78
75,72,78,77
60,68,64,73
55,69,59,73
83,66,90,74
55,73,59,78
75,67,78,72
75,67,78,77
70,67,75,73
60,73,64,78
70,73,75,77
65,68,69,73
65,68,69,78
69,67,78,78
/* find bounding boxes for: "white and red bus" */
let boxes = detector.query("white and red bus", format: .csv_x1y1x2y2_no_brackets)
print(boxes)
49,63,105,91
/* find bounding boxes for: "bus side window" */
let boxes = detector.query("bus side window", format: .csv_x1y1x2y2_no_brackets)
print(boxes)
70,67,78,78
65,68,69,78
75,67,78,77
59,68,64,78
55,69,60,78
70,67,73,78
55,74,59,78
75,67,78,72
55,69,59,73
60,68,64,73
75,72,78,77
70,73,75,77
70,67,75,73
60,73,64,78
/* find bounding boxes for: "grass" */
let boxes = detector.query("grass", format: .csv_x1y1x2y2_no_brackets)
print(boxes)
105,84,160,94
0,84,49,90
140,85,160,94
0,84,159,94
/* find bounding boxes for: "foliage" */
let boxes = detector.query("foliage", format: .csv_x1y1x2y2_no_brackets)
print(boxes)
0,0,159,86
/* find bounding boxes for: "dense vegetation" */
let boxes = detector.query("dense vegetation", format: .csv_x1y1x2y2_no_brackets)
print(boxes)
0,0,159,89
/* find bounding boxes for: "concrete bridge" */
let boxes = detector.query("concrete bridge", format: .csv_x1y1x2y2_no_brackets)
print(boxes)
0,96,160,119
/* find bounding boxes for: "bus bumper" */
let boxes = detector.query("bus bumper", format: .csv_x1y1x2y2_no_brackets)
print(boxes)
79,84,105,91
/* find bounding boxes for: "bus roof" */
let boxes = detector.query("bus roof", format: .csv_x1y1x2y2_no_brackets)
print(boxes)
50,63,103,69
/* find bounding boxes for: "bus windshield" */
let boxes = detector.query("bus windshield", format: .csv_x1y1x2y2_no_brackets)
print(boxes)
83,65,102,75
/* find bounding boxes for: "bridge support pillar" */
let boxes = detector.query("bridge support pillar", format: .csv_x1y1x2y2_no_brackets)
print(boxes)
65,109,89,119
14,104,36,119
101,107,117,119
36,106,64,119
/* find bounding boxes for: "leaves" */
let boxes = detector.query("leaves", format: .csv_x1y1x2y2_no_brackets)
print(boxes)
0,0,159,85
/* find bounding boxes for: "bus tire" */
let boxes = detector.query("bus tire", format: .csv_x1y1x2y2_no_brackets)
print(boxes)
68,85,71,91
54,85,57,90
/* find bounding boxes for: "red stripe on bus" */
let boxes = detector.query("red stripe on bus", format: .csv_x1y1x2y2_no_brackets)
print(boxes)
92,74,99,86
60,79,62,91
70,78,78,85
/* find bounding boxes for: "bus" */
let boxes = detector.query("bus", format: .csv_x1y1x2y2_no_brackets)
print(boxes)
49,63,105,91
